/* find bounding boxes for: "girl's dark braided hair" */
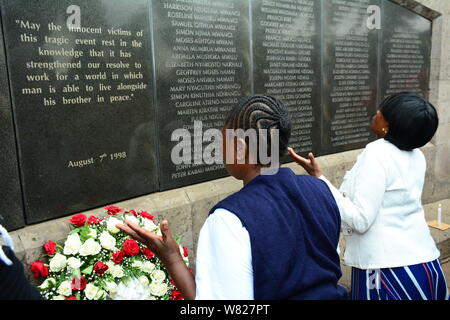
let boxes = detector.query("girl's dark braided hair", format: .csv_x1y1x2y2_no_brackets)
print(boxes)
224,95,292,164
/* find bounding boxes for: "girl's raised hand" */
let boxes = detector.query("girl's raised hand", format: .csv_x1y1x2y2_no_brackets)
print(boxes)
288,148,323,178
117,220,182,267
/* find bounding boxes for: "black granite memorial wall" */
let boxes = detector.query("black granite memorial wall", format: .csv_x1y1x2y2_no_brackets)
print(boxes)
0,22,24,230
0,0,159,226
0,0,434,229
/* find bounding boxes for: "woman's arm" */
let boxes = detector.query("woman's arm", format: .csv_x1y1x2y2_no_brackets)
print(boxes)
288,147,387,234
117,220,196,300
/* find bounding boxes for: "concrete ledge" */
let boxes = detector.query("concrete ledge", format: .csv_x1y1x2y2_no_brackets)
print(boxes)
3,143,450,285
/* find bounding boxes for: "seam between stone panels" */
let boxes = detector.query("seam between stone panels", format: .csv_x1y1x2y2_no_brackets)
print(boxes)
148,0,162,192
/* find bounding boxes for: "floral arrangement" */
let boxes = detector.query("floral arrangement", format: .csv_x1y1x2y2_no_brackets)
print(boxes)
30,206,188,300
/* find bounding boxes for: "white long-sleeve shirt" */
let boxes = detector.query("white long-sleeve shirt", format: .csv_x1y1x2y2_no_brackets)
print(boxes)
195,208,254,300
320,139,440,270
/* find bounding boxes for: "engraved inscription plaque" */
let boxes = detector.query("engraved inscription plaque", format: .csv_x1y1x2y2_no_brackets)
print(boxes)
153,0,251,190
252,0,322,160
381,0,431,99
1,0,158,223
321,0,380,155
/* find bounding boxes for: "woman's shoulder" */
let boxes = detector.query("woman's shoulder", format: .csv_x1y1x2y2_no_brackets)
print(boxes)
365,138,391,152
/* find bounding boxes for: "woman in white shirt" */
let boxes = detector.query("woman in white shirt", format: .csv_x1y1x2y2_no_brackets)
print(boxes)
289,92,449,300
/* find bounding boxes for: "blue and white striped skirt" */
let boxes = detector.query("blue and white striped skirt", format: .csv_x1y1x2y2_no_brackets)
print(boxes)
351,259,449,300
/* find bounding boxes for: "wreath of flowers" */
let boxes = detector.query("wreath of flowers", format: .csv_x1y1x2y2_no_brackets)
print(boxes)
31,206,188,300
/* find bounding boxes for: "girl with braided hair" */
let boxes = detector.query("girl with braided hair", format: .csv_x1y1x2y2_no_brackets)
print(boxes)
118,95,347,300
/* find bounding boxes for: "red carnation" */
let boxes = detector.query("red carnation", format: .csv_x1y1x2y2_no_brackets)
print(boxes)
66,296,77,300
43,240,57,255
94,261,109,275
112,250,125,264
142,248,155,259
69,214,87,227
138,211,154,221
182,246,188,258
123,239,140,256
71,276,87,291
105,205,122,215
171,290,183,300
88,216,103,225
30,260,48,278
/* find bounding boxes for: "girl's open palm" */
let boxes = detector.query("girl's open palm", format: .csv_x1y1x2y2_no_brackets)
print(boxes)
288,147,323,178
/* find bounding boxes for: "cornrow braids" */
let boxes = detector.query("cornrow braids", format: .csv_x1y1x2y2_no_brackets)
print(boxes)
225,95,292,164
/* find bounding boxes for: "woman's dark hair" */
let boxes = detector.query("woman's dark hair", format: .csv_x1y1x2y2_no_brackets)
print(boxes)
380,92,439,151
225,94,292,162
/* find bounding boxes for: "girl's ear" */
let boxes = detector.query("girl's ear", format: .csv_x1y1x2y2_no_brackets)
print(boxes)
236,137,247,164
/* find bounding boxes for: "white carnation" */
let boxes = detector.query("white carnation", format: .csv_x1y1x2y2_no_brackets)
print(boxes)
138,275,149,286
85,283,100,300
39,278,56,290
49,253,67,272
125,215,139,226
52,295,66,300
149,282,168,297
142,219,158,232
57,281,72,297
141,261,155,274
99,231,116,251
79,238,101,256
63,233,81,255
132,260,143,269
67,257,82,270
110,265,125,278
107,217,123,234
150,270,166,283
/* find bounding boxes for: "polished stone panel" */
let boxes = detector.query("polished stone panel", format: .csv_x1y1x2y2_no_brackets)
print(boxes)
153,0,251,190
0,0,158,224
252,0,322,161
380,0,432,100
0,20,24,231
321,0,380,156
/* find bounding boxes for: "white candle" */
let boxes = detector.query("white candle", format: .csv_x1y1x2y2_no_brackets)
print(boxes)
438,204,442,226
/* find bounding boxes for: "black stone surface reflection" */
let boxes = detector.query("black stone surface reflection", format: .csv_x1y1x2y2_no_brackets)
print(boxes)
252,0,322,161
0,0,158,224
0,18,24,230
321,0,380,156
380,0,432,100
153,0,251,190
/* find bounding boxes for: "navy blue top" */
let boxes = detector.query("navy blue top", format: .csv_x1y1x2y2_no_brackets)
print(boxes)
209,168,347,300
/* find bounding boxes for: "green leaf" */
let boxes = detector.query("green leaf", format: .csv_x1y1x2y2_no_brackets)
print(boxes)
81,265,93,275
69,228,81,235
